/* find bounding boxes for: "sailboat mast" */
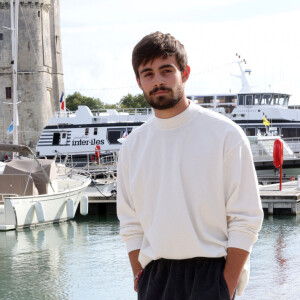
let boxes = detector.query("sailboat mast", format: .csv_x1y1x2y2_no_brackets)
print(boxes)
10,0,19,146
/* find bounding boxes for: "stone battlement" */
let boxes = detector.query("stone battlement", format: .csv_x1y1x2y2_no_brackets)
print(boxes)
0,0,51,9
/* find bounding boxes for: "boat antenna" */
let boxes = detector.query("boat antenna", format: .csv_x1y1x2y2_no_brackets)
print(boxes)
232,53,252,93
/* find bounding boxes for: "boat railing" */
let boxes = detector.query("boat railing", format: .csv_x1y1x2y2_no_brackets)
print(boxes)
0,193,19,201
54,107,153,118
250,142,296,160
283,138,300,154
53,110,76,118
91,107,153,116
54,150,119,178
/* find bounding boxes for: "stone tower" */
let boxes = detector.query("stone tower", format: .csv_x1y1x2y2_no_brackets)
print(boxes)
0,0,64,148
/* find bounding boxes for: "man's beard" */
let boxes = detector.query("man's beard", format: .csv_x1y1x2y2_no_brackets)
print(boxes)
144,85,184,110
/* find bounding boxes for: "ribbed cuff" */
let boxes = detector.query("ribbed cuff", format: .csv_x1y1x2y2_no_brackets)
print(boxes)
125,236,144,253
227,230,255,253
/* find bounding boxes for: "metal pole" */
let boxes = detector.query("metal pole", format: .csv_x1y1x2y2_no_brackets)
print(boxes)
10,0,19,157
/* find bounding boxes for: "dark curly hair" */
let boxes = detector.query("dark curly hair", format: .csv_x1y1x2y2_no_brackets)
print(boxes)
132,31,188,78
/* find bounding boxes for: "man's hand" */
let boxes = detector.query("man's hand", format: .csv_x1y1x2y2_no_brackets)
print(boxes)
129,249,143,276
129,250,143,292
223,247,249,299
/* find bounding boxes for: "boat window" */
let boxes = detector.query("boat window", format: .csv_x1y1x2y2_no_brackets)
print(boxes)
272,94,279,105
192,96,202,104
204,97,214,103
0,33,3,40
281,128,299,138
107,128,132,144
284,95,289,105
245,95,253,105
278,95,285,105
261,94,271,105
62,133,66,139
257,127,266,135
238,95,244,105
254,94,261,105
246,128,256,136
94,128,98,135
53,133,60,145
85,128,89,136
226,96,237,103
193,96,214,104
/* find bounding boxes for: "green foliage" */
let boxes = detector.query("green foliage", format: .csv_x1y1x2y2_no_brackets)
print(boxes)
65,92,149,111
104,103,120,109
119,93,150,108
66,92,106,111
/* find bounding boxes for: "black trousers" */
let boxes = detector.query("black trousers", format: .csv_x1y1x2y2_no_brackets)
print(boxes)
138,257,232,300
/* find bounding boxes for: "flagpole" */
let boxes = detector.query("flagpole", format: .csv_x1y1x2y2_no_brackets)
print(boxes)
11,0,19,150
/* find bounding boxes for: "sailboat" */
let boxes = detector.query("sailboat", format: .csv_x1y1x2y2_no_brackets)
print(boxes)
0,1,91,231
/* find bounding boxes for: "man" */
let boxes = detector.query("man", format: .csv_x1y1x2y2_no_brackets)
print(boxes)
117,31,263,300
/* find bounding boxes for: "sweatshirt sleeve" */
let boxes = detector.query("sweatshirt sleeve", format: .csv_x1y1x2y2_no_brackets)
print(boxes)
223,140,264,253
117,143,144,253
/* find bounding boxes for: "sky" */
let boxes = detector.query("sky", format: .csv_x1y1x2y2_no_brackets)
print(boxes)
59,0,300,105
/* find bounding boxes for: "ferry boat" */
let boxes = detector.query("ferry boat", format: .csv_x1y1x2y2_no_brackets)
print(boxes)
36,106,152,158
187,57,300,152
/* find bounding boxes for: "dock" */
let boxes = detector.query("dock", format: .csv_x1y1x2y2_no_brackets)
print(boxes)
85,183,116,214
84,181,300,215
260,181,300,214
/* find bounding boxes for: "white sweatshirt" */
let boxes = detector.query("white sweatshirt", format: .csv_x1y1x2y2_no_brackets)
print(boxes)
117,102,263,295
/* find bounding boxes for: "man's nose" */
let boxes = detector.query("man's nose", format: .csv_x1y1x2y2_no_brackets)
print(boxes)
153,74,165,87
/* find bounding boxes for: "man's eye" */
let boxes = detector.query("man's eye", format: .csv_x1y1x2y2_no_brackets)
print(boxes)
162,69,172,73
144,73,152,77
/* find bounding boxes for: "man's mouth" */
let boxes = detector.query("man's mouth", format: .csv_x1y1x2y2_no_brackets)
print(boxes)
150,87,171,96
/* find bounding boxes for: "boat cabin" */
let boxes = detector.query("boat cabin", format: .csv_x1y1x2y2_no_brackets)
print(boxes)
188,92,290,114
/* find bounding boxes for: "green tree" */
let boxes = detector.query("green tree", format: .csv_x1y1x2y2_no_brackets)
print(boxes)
119,93,149,108
104,103,120,109
66,92,106,111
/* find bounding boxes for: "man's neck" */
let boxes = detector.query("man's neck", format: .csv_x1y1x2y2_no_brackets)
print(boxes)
154,97,190,119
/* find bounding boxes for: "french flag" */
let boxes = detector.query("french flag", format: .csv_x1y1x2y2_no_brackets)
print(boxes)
60,91,65,110
122,129,128,138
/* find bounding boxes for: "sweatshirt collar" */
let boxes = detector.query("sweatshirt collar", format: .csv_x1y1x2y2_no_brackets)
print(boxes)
153,101,197,130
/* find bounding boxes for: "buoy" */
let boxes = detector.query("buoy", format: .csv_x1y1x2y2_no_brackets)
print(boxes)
35,202,45,223
67,198,75,219
80,195,88,216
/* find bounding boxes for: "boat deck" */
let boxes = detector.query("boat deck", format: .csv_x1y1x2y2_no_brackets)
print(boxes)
85,182,116,203
260,181,300,214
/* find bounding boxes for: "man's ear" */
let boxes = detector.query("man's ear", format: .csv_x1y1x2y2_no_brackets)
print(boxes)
136,77,143,90
182,65,191,83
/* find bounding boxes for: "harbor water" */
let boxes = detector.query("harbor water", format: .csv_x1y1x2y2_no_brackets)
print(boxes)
0,214,299,300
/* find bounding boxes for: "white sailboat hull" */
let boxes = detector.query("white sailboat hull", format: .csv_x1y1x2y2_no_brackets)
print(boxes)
0,175,91,231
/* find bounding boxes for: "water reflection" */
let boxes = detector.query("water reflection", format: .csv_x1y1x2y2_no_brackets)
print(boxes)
0,221,77,300
0,215,135,300
0,215,300,299
243,215,300,299
275,227,287,286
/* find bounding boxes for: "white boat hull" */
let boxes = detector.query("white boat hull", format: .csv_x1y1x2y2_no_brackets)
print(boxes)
0,175,91,231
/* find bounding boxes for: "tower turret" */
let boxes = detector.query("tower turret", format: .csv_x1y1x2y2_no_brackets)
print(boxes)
0,0,64,148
